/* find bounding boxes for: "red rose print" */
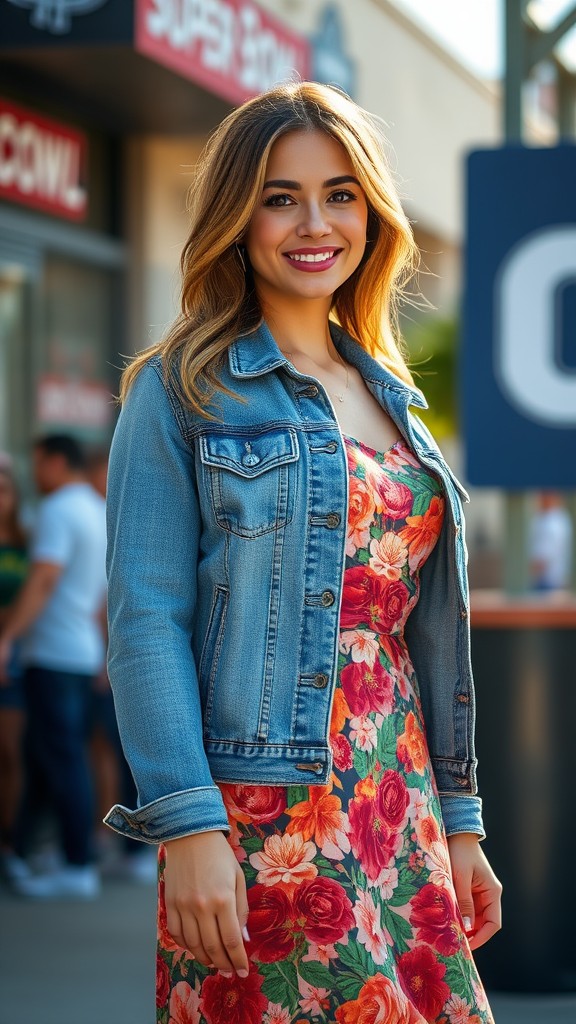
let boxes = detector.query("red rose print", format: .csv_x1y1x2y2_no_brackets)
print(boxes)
348,794,401,881
377,769,409,831
377,476,413,519
331,732,353,771
409,882,461,955
340,567,409,633
398,945,451,1020
246,884,297,962
201,966,267,1024
293,876,355,944
220,784,287,824
379,579,410,632
156,952,170,1008
340,659,395,716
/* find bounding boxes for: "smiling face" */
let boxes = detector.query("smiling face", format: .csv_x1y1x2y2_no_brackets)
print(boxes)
244,129,369,311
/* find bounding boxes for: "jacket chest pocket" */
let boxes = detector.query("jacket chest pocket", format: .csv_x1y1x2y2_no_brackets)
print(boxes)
199,428,299,538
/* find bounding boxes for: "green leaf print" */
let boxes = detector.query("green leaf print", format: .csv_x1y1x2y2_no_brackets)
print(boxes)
376,717,398,769
411,490,433,517
298,959,334,989
443,953,473,996
261,960,300,1012
339,973,364,1001
335,939,376,977
287,785,310,809
380,904,412,953
353,745,375,778
388,879,418,907
239,835,264,855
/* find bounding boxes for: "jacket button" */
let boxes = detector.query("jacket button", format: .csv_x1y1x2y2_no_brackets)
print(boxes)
321,590,335,607
326,513,341,529
460,608,468,620
313,673,329,688
242,452,260,467
456,693,470,704
303,384,319,397
326,441,338,453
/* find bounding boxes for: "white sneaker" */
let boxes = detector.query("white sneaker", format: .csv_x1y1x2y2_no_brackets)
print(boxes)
14,864,101,900
116,850,158,884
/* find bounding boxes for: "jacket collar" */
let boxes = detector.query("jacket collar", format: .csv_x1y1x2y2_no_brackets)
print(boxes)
228,319,427,409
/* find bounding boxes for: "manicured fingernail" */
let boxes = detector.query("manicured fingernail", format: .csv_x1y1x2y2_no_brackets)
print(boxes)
242,925,251,942
219,971,233,978
237,969,249,978
463,917,472,932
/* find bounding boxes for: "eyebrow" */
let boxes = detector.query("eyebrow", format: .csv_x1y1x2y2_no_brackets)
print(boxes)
262,175,361,190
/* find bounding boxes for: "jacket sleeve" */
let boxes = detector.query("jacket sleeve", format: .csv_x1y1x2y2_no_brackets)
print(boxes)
103,361,229,844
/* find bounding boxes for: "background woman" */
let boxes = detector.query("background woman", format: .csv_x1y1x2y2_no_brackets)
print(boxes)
105,83,501,1024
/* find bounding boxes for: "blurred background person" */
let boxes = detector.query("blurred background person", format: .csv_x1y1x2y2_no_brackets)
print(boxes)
0,434,107,899
529,492,573,592
0,454,28,881
86,447,157,884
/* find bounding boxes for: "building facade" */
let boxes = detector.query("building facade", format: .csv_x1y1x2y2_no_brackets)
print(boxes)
0,0,499,491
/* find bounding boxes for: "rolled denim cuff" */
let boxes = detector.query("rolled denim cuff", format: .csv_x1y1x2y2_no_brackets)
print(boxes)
440,794,485,839
103,785,230,844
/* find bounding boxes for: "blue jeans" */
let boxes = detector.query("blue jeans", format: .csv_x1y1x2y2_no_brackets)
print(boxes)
19,665,95,866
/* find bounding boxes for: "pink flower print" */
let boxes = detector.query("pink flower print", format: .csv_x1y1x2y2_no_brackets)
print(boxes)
384,442,421,471
369,532,408,580
353,889,389,965
445,994,475,1023
339,629,379,668
249,833,318,890
302,941,339,966
374,865,399,898
349,713,380,752
169,980,201,1024
425,840,453,888
263,1005,292,1024
346,476,375,556
298,976,331,1016
407,787,429,825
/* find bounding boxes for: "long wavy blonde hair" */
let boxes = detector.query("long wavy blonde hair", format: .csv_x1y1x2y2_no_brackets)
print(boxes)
120,82,418,413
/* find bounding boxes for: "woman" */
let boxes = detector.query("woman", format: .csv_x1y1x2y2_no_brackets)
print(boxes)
105,83,501,1023
0,456,28,871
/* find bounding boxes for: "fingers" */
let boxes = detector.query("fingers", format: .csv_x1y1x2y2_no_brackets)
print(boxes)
452,865,475,933
468,879,503,950
167,893,249,975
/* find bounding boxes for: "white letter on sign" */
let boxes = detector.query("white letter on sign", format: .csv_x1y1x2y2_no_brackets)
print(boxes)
496,225,576,427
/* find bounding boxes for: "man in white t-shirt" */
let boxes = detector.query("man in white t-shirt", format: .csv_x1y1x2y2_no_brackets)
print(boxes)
529,493,573,592
0,434,107,898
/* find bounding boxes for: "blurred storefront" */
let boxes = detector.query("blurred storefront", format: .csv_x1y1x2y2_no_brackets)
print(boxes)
0,0,500,492
0,0,310,481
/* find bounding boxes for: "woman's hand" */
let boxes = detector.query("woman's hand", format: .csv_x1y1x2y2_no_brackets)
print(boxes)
164,829,250,976
447,832,502,950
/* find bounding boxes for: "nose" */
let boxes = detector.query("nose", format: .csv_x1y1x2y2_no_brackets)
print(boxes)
296,201,332,239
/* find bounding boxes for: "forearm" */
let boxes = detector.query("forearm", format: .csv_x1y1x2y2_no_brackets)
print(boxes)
0,574,54,641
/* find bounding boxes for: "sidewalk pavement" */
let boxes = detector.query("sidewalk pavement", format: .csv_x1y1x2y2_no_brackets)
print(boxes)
1,877,575,1024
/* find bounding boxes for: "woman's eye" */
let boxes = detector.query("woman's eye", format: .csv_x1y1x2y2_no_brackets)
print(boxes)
263,193,294,207
329,190,356,203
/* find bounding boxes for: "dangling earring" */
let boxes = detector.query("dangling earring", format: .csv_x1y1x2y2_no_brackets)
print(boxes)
236,242,247,273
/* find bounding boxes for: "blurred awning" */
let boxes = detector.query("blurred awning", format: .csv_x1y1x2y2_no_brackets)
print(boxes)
0,0,311,133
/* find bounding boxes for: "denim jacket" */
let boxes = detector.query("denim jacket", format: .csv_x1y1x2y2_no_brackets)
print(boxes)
104,321,484,844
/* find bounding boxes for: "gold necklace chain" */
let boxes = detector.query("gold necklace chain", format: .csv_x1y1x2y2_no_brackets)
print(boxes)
280,348,350,403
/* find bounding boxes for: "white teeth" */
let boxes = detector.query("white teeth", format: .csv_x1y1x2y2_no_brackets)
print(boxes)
288,251,335,263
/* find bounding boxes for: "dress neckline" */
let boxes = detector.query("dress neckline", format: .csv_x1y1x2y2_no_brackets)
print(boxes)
342,433,406,459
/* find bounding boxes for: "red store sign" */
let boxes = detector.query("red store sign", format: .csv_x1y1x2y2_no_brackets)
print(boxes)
0,98,87,221
135,0,311,106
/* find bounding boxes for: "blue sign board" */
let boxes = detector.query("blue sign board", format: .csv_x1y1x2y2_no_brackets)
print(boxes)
463,146,576,487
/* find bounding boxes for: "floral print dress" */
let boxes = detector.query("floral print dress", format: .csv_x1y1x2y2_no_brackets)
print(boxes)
157,434,494,1024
